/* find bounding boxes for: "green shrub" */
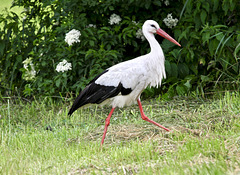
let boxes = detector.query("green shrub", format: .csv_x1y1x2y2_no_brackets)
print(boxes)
0,0,239,98
166,0,240,97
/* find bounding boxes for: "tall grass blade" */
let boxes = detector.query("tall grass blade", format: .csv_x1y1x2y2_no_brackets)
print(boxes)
180,0,190,20
234,43,240,61
7,99,10,134
214,33,226,59
219,33,234,55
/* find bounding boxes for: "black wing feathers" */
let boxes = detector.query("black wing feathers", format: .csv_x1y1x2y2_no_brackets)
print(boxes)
88,69,109,84
68,70,132,116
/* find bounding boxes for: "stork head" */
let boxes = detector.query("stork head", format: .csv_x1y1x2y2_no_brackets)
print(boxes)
142,20,181,47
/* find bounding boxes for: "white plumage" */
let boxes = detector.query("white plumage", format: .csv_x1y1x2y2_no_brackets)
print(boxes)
68,20,181,146
96,54,165,108
95,20,166,108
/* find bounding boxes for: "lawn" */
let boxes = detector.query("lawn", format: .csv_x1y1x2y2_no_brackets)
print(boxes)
0,92,240,174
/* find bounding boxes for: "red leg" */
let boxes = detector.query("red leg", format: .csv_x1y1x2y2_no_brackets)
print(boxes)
101,108,115,146
137,99,170,132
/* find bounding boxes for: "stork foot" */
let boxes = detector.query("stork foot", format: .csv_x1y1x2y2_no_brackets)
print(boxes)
137,99,170,132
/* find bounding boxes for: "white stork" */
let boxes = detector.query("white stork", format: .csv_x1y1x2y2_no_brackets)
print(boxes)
68,20,181,145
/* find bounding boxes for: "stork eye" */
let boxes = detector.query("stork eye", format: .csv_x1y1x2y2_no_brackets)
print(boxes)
151,24,156,29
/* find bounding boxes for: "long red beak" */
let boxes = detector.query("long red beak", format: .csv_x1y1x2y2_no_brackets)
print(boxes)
156,28,181,47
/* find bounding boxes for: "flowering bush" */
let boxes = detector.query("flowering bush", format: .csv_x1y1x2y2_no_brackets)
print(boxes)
65,29,81,46
163,13,178,29
56,59,72,73
22,58,36,81
0,0,239,98
109,14,122,25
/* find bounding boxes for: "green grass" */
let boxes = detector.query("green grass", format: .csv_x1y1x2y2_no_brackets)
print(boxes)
0,92,240,174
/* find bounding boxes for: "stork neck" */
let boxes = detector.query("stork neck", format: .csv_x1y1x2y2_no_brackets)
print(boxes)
144,32,162,54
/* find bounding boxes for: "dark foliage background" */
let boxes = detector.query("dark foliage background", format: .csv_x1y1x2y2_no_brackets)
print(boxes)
0,0,239,98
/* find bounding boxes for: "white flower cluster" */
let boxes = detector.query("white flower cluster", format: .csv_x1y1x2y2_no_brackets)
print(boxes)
109,14,122,25
87,24,96,28
22,58,36,81
163,0,170,6
136,28,145,41
163,13,178,28
56,59,72,72
65,29,81,46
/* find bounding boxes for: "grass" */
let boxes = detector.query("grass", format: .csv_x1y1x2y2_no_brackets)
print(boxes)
0,92,240,174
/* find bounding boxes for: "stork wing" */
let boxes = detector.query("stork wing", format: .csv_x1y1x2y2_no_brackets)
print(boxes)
95,58,149,90
68,57,148,116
